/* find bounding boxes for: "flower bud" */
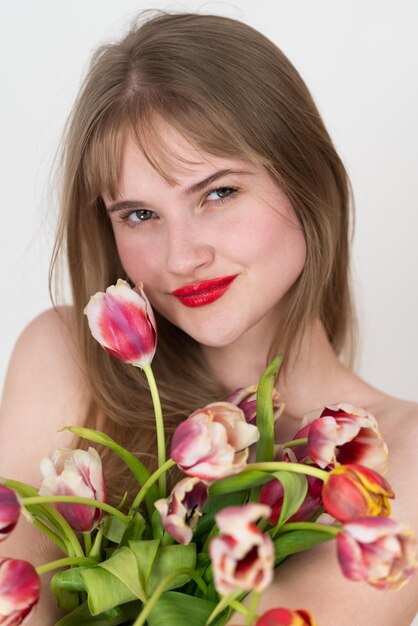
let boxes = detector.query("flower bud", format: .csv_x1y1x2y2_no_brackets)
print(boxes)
84,279,157,367
0,558,41,625
227,384,284,426
322,464,394,522
0,485,20,542
154,477,208,545
255,607,318,626
302,403,388,473
39,447,106,532
209,504,274,595
337,516,418,590
171,402,259,481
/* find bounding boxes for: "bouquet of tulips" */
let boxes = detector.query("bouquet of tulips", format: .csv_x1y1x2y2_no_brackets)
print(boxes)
1,280,417,626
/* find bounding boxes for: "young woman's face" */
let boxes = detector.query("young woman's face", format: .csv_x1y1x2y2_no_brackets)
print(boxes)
103,119,306,349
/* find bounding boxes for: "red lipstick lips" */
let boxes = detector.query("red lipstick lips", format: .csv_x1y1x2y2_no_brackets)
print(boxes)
171,275,237,307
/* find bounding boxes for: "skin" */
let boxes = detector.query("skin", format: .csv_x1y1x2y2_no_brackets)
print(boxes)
1,118,417,624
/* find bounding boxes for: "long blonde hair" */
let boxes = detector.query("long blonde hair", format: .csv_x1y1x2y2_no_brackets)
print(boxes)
49,11,357,504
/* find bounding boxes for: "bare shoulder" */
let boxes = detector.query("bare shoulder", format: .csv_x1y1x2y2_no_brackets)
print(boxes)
0,306,91,482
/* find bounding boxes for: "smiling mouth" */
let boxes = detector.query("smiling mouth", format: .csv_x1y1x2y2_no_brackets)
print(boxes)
171,275,238,307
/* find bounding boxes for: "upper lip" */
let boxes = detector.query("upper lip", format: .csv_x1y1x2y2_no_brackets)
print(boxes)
171,274,237,297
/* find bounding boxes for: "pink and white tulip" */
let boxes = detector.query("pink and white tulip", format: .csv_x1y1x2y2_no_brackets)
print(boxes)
0,486,20,542
255,607,318,626
84,279,157,367
154,477,208,545
39,447,106,533
227,384,284,426
0,558,40,625
171,402,259,481
337,517,418,590
300,403,388,473
209,504,274,595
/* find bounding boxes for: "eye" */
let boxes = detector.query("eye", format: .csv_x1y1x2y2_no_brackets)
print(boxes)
117,208,158,228
206,186,238,203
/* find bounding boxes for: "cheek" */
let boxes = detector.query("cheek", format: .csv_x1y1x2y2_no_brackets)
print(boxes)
113,231,158,286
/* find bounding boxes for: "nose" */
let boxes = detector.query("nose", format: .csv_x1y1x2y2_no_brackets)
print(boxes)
164,218,215,277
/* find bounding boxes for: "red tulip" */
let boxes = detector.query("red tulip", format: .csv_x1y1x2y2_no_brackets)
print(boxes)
0,558,40,625
255,607,318,626
39,447,106,532
227,384,284,426
322,464,394,522
0,486,20,542
259,471,323,526
337,517,418,590
301,403,388,473
84,279,157,367
209,504,274,595
154,477,208,545
171,402,259,480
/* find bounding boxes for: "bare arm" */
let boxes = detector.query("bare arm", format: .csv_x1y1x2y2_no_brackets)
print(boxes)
0,307,91,625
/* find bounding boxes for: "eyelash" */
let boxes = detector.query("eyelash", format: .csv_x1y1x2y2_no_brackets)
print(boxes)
116,186,239,229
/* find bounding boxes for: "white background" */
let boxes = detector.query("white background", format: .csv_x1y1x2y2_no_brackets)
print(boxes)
1,0,417,406
0,2,417,624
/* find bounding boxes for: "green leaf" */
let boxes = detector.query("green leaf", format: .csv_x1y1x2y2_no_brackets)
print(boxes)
255,355,283,463
271,471,308,531
147,591,219,626
208,471,270,496
51,568,86,593
80,547,147,614
50,570,81,612
63,426,159,512
273,529,333,562
206,590,241,625
146,544,197,595
119,511,147,546
128,539,161,592
100,515,127,543
55,600,141,625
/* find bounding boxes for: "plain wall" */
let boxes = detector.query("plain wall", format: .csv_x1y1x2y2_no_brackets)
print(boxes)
1,0,417,404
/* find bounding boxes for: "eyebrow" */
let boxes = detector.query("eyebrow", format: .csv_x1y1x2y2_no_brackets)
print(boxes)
105,168,254,213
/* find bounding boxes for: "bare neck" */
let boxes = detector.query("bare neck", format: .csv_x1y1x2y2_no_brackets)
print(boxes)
201,318,388,439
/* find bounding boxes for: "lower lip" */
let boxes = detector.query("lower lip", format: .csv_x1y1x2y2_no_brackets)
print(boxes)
173,277,237,308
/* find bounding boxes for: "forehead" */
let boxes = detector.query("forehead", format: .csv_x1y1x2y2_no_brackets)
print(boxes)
113,117,257,198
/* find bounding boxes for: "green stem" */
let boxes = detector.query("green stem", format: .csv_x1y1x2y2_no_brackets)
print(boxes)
131,459,175,510
36,556,97,576
28,516,67,553
89,528,103,559
275,521,341,537
281,437,308,449
143,364,166,497
132,568,208,626
21,496,129,525
245,462,329,482
83,532,92,556
230,600,249,616
245,592,260,626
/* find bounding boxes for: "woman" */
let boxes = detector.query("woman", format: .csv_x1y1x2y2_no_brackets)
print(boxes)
1,11,417,625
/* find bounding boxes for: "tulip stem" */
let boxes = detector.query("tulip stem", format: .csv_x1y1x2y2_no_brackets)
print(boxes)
245,462,329,482
229,599,249,616
36,556,98,576
21,496,130,525
275,521,341,537
245,591,260,626
26,515,67,554
143,364,166,497
132,567,208,626
281,437,308,448
131,458,176,510
83,532,92,555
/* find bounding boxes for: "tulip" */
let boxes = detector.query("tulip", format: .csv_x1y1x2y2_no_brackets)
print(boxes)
322,464,394,522
337,517,418,590
227,384,284,426
171,402,259,481
0,558,41,625
154,477,208,545
300,403,388,473
255,607,318,626
259,471,323,526
39,447,106,532
84,279,157,367
0,485,20,542
209,504,274,595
